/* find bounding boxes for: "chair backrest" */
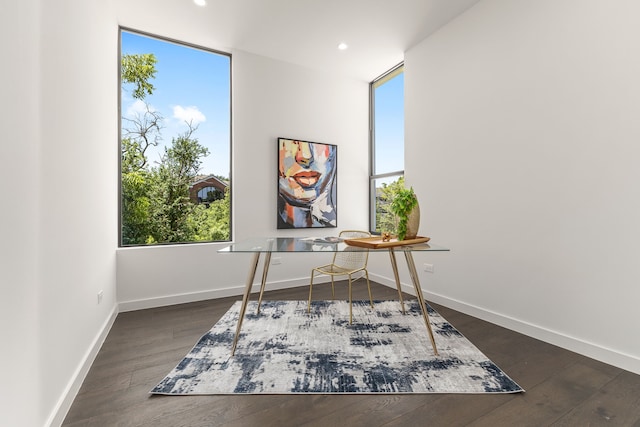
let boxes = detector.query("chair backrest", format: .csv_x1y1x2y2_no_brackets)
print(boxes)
332,230,371,271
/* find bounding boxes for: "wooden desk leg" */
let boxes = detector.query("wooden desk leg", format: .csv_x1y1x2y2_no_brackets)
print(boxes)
388,249,406,314
256,252,272,314
404,251,439,356
231,252,261,356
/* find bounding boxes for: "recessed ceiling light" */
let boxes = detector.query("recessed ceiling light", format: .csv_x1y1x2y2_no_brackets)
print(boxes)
337,43,348,50
194,0,206,6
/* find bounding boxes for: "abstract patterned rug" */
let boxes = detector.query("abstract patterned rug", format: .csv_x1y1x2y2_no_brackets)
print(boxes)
151,300,523,395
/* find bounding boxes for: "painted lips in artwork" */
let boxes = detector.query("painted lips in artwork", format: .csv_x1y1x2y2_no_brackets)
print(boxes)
293,171,321,188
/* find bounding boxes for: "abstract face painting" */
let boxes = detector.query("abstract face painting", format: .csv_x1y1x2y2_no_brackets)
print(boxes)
277,138,337,228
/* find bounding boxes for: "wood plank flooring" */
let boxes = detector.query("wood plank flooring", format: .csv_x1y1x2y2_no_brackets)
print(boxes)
63,282,640,426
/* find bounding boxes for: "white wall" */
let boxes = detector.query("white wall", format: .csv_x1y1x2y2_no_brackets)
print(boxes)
0,2,41,426
38,1,119,425
116,49,370,307
1,1,119,426
38,1,119,426
401,0,640,373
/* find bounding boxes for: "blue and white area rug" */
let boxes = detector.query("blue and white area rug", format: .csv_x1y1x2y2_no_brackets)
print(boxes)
151,300,523,395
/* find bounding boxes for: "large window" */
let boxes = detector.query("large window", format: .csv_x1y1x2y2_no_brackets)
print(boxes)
370,64,404,234
119,29,231,246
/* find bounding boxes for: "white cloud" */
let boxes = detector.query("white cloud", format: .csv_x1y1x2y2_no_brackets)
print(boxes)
172,105,206,125
125,99,156,118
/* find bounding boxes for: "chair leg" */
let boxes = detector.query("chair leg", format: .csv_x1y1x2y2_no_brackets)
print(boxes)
365,270,374,309
348,275,353,325
308,271,315,313
330,276,335,299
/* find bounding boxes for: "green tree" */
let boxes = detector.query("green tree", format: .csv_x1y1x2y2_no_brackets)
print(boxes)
121,145,151,245
121,53,157,100
147,125,210,243
375,176,406,234
187,188,231,241
120,53,162,245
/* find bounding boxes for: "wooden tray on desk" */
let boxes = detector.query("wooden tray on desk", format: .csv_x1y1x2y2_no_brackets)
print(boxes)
344,236,431,249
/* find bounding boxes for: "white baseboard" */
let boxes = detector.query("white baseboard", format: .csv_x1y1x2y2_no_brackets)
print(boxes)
370,272,640,376
118,276,324,312
47,304,119,427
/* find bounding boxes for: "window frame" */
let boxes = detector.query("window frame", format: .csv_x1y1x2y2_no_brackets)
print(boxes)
369,63,405,234
118,27,233,247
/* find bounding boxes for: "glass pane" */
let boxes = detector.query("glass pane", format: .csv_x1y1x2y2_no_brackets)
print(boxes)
120,30,231,246
218,237,449,253
371,175,405,234
374,71,404,174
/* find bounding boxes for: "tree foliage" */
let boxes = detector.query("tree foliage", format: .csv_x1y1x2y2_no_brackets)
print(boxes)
146,125,210,243
121,166,152,245
120,52,230,245
187,188,231,241
121,53,158,100
375,176,408,236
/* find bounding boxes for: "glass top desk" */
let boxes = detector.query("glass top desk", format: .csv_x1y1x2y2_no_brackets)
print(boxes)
219,237,450,356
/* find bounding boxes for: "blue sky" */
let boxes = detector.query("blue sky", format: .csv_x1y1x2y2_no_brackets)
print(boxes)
374,72,404,175
121,30,231,177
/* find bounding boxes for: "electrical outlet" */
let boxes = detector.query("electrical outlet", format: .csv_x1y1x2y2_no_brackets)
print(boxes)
423,263,434,273
97,290,104,304
271,257,282,265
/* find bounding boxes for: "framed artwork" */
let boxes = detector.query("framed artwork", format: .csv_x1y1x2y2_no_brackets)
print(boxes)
277,137,337,229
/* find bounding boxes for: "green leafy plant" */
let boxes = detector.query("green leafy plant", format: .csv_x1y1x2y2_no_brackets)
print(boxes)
390,186,418,240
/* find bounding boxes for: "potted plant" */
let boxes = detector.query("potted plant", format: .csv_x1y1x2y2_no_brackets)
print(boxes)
390,186,419,240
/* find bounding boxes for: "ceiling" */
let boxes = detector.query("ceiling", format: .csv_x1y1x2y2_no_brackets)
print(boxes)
117,0,481,81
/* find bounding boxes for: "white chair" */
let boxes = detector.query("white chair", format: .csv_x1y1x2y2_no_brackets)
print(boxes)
307,230,374,324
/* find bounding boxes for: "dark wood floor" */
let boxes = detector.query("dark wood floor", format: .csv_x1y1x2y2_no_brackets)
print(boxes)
63,282,640,426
